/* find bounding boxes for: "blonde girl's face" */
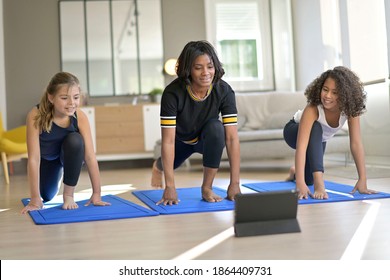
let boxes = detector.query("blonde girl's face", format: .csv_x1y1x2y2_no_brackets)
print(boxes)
190,54,215,90
320,78,339,111
49,85,81,117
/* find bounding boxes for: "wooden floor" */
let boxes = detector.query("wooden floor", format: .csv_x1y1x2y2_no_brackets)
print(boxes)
1,157,390,261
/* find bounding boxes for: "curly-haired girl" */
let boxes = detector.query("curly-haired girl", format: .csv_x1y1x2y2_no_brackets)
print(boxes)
283,66,377,199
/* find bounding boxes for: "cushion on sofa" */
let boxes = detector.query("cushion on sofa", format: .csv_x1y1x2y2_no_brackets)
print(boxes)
238,129,285,142
236,93,269,130
264,112,291,129
236,92,306,131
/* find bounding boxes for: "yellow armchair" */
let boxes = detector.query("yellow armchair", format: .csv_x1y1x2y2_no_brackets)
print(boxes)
0,113,28,184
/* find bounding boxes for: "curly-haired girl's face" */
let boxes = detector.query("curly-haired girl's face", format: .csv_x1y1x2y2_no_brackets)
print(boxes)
321,78,339,112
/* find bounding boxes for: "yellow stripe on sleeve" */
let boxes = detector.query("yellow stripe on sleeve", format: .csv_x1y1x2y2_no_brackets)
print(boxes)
160,119,176,126
223,116,238,124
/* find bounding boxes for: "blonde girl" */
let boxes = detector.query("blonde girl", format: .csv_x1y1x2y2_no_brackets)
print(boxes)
21,72,110,213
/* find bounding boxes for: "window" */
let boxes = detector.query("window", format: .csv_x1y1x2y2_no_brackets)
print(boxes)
205,0,275,91
220,39,259,79
319,0,342,70
318,0,388,83
343,0,388,83
59,0,164,97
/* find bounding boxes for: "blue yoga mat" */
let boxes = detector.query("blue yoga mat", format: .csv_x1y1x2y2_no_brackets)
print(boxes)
132,186,235,214
22,195,159,225
242,181,390,204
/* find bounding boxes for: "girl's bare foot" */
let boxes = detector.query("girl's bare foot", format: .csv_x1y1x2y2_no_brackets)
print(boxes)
202,187,223,202
286,166,295,181
312,171,327,199
62,185,78,210
313,185,328,199
151,160,163,188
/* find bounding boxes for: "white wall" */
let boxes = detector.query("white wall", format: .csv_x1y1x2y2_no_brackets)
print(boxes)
292,0,325,90
0,0,6,128
386,0,390,76
292,0,389,87
271,0,295,91
361,81,390,156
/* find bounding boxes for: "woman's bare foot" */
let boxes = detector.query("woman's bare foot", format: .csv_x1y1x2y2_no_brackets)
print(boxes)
151,160,163,188
62,195,79,210
286,166,295,181
202,187,223,202
227,183,241,201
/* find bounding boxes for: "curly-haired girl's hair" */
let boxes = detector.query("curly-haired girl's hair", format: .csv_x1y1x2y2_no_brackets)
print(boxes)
34,72,80,132
176,40,225,85
304,66,366,117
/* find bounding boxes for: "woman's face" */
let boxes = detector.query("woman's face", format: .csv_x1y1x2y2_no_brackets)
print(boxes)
49,85,81,117
321,77,339,111
190,54,215,89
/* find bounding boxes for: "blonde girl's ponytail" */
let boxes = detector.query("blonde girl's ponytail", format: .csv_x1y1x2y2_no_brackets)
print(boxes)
34,90,54,133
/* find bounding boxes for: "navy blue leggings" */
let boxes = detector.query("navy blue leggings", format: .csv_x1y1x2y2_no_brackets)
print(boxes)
156,119,225,170
39,132,85,202
283,119,326,185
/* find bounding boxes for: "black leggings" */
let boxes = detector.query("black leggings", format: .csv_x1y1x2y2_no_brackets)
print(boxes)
156,119,225,171
39,132,85,202
283,119,326,185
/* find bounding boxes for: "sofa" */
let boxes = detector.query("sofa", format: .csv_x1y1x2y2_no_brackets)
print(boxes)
154,91,350,164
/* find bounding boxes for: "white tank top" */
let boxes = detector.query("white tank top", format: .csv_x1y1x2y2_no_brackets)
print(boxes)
293,105,348,142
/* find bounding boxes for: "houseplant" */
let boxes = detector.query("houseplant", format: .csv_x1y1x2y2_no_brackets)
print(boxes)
149,88,163,103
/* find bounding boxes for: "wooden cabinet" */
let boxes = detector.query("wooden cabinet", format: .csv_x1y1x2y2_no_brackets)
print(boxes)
83,104,160,161
95,105,144,154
